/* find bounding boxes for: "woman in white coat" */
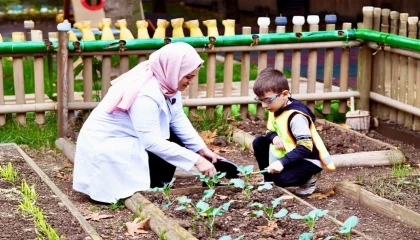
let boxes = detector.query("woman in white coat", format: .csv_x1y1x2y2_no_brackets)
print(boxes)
73,42,221,204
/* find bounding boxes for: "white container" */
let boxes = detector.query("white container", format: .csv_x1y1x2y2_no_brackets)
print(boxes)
257,17,270,28
292,16,305,26
307,15,320,25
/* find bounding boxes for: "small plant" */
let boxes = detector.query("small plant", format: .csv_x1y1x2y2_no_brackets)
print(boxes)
157,228,169,240
198,172,227,200
229,178,253,201
219,235,245,240
149,178,176,208
176,196,234,237
0,162,18,183
237,165,254,185
108,199,125,211
355,175,364,185
89,205,102,211
299,232,314,240
392,163,412,178
339,216,359,240
290,209,329,232
20,179,37,201
250,197,288,222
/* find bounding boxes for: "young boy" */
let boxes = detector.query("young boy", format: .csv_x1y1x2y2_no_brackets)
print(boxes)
252,68,335,195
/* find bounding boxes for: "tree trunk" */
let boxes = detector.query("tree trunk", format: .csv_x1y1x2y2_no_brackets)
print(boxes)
103,0,140,34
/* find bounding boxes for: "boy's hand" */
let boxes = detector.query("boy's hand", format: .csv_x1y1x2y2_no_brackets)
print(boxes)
267,160,284,174
273,136,285,150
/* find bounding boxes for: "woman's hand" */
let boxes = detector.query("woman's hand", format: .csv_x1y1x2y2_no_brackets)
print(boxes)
194,157,217,177
198,147,225,163
273,136,285,150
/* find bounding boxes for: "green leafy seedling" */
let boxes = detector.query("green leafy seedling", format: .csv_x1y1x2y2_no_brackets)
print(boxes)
299,232,314,240
197,200,235,237
290,209,329,232
198,172,227,201
339,216,359,240
176,195,205,232
219,235,245,240
149,178,176,208
250,197,288,221
20,179,37,201
237,165,254,185
0,162,18,183
229,178,253,201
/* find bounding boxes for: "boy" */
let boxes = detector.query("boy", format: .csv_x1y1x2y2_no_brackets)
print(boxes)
252,68,335,195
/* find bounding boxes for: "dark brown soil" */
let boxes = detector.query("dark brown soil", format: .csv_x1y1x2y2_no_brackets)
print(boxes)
0,145,87,240
143,185,360,240
21,146,157,240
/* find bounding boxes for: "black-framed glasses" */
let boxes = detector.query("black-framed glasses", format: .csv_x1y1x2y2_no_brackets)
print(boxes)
254,93,282,104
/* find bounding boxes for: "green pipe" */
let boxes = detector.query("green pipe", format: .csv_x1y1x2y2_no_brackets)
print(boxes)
0,29,420,53
356,29,420,51
0,41,50,54
67,30,356,52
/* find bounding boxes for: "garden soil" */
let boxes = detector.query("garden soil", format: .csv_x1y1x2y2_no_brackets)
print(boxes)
2,119,420,239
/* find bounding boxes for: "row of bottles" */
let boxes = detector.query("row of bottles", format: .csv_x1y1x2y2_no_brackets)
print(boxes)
72,18,236,41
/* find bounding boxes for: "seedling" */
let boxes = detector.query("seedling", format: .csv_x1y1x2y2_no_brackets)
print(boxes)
237,165,254,185
250,197,288,221
157,228,169,240
290,209,329,232
219,235,245,240
299,232,314,240
108,199,125,211
176,196,205,232
149,178,176,208
20,179,37,201
176,196,234,237
0,162,18,183
229,178,253,201
339,216,359,240
198,172,227,200
392,163,412,178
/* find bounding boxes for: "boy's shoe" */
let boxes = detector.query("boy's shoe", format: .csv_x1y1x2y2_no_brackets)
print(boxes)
258,180,274,185
295,173,321,196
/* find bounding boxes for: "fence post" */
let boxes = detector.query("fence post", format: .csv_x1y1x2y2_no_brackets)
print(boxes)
357,6,374,111
57,20,71,138
31,30,45,125
306,15,319,112
12,32,26,125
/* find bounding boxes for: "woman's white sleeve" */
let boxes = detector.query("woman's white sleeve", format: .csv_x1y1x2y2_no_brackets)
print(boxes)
128,95,199,171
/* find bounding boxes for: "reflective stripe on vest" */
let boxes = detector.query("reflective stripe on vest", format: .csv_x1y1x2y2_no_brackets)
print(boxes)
268,109,336,171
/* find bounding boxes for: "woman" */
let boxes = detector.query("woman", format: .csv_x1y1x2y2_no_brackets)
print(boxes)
73,42,221,203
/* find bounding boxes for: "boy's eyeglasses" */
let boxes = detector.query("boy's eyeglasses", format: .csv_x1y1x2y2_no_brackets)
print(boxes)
254,93,282,104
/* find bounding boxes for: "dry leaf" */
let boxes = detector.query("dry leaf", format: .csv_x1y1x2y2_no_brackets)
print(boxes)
126,217,151,236
219,148,237,153
256,219,277,232
208,145,221,153
85,212,113,221
199,130,217,144
307,188,335,200
216,194,228,200
315,125,324,131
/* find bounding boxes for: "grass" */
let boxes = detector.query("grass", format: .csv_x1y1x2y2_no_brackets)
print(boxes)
392,163,413,178
0,112,57,149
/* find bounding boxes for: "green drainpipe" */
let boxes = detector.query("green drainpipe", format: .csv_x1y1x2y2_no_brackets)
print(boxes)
0,29,420,53
0,41,52,54
356,29,420,51
67,30,357,52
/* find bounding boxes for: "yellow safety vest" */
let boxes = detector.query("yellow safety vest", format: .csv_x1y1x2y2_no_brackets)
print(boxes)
267,109,336,171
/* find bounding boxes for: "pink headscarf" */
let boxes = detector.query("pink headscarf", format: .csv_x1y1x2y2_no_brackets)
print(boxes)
104,42,204,113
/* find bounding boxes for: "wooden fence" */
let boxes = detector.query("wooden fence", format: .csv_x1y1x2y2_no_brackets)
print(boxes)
0,6,419,138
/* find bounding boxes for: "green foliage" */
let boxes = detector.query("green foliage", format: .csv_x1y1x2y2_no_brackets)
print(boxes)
157,228,169,240
198,172,226,190
149,178,176,208
392,163,413,178
236,165,254,185
0,162,18,183
299,232,314,240
108,199,125,211
339,216,359,240
20,179,37,201
290,209,329,232
250,197,288,221
314,100,348,123
189,108,235,139
0,112,57,150
229,178,253,201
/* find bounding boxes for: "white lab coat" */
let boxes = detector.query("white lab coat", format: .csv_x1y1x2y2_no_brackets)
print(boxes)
72,78,206,203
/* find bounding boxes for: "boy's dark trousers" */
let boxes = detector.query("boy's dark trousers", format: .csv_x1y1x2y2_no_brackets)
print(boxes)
148,129,182,188
253,135,322,187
